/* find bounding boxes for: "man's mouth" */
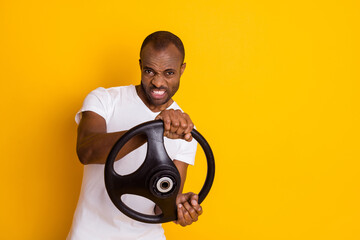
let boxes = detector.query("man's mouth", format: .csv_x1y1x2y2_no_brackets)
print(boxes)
150,89,166,99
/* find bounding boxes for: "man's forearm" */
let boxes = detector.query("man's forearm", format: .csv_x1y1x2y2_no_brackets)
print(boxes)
77,131,147,165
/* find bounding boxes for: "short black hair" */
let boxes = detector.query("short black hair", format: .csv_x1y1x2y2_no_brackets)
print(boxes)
140,31,185,62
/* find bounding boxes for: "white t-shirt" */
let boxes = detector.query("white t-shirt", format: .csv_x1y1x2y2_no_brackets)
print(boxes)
67,85,197,240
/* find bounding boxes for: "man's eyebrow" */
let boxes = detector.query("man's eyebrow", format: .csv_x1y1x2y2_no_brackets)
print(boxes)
143,66,153,70
143,66,176,72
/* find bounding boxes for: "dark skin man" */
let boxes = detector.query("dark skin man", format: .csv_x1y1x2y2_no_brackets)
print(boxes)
76,42,202,226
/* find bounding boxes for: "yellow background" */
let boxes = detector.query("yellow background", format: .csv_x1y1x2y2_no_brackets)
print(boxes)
1,0,359,239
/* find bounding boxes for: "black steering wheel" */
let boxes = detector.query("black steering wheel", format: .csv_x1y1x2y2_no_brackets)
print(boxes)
104,120,215,224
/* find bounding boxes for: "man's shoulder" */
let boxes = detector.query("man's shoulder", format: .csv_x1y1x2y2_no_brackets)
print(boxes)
92,85,134,93
89,85,135,99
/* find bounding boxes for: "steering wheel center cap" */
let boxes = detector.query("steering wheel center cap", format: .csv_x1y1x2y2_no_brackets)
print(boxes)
149,170,179,198
157,176,174,193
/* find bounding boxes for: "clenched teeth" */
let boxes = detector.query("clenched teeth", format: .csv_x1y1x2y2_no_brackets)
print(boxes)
152,90,165,95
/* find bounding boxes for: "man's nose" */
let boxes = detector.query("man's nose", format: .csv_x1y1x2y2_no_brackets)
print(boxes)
151,74,166,88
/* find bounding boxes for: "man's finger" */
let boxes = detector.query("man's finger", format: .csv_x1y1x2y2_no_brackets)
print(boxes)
183,200,198,222
184,113,194,134
176,116,187,135
182,206,193,225
177,204,186,227
190,194,203,214
169,111,180,134
184,114,194,141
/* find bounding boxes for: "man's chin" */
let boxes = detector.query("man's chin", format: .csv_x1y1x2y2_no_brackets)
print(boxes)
151,99,167,106
149,97,171,107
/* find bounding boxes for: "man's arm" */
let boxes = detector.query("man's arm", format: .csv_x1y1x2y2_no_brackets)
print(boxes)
76,111,147,164
173,160,203,226
76,109,194,165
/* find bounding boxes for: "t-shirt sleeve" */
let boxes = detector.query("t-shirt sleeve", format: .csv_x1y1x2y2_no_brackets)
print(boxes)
173,138,198,166
75,87,111,124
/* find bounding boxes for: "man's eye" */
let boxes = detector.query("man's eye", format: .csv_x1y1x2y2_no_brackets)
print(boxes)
166,71,175,75
145,70,153,75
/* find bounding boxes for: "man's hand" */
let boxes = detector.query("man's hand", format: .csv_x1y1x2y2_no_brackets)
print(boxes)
155,109,194,142
174,192,203,227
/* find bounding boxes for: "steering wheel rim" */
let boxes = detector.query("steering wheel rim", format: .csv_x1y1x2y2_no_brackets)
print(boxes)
104,120,215,224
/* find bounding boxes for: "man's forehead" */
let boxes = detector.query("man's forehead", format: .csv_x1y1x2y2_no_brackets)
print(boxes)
142,59,181,70
141,43,183,60
141,45,183,69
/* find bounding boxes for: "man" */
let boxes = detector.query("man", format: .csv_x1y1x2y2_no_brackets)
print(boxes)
67,31,202,240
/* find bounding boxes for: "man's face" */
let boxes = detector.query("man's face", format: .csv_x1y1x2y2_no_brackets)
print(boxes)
138,43,186,112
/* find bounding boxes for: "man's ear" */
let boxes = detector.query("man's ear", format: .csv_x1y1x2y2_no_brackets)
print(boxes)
180,63,186,76
139,59,142,70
